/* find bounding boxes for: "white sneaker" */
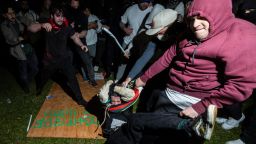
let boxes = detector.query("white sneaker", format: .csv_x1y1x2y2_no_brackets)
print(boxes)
222,114,245,130
216,117,228,124
225,139,245,144
192,105,217,140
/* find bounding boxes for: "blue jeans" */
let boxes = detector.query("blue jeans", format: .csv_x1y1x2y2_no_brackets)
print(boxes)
128,41,156,79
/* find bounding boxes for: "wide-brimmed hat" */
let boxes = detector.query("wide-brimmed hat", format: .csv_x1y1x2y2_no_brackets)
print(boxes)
146,9,178,35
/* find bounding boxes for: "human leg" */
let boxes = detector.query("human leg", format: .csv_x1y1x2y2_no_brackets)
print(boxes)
75,46,97,86
27,51,38,82
218,102,245,130
60,58,87,105
36,62,57,95
240,101,256,144
17,60,30,93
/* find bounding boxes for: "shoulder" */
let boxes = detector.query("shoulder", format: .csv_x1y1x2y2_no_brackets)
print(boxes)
226,19,256,43
218,19,256,55
126,4,138,11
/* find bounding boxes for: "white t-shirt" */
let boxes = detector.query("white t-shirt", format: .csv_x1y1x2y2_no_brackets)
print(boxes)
86,14,102,45
121,4,152,45
165,88,201,110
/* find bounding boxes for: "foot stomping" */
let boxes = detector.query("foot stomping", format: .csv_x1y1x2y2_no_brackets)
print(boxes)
192,104,217,140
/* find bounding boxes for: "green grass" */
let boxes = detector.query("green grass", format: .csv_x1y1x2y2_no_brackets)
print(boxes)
0,66,241,144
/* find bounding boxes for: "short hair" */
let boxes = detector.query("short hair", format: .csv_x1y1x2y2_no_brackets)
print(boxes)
50,4,64,16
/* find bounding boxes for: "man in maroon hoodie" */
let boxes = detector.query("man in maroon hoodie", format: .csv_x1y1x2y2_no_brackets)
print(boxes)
105,0,256,143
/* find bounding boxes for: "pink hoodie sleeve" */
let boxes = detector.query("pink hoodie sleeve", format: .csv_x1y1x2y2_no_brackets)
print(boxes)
140,45,177,83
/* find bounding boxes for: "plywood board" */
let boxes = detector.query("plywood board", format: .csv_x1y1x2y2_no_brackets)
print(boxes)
27,74,106,138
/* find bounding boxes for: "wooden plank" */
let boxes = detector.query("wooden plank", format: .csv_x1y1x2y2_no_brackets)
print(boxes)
27,74,105,138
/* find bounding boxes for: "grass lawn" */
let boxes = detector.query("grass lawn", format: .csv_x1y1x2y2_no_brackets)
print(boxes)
0,66,242,144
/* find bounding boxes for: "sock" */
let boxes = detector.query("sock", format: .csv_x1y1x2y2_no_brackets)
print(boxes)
177,119,189,130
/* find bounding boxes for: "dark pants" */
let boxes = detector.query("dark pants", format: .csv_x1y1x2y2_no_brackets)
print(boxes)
36,57,84,102
106,89,191,144
74,45,95,82
218,102,243,120
17,51,38,90
241,97,256,144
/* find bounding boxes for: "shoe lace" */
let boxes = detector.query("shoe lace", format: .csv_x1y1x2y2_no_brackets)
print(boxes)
100,103,112,128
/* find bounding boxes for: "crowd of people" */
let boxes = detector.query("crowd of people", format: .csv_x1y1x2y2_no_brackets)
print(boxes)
1,0,256,144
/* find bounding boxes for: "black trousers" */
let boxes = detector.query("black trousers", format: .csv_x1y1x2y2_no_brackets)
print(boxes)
218,102,243,120
241,97,256,144
17,51,38,90
105,89,193,144
74,45,95,82
36,57,84,102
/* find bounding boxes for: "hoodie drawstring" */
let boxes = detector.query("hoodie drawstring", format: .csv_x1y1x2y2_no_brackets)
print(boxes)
190,40,200,64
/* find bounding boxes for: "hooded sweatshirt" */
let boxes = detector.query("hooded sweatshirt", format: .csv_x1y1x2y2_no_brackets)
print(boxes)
140,0,256,115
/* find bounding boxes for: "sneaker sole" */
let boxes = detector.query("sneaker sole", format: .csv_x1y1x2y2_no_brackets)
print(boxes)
205,105,217,140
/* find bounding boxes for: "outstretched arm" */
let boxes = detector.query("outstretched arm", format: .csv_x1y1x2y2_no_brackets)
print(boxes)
27,23,52,33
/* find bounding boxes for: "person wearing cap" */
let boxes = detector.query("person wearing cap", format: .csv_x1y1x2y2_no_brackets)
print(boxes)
106,0,256,143
121,9,178,88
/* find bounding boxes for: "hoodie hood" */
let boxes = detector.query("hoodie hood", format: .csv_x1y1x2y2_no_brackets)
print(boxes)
187,0,235,40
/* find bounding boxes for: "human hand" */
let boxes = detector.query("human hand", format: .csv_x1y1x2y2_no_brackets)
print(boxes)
18,36,24,42
135,77,146,87
70,22,75,28
122,77,132,87
81,45,88,52
124,26,133,35
102,25,110,29
41,23,52,32
179,106,199,119
88,22,98,29
124,49,130,59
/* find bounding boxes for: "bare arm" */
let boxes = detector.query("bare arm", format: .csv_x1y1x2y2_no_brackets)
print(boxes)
119,21,133,35
88,21,98,29
70,33,88,52
27,23,52,33
77,30,87,38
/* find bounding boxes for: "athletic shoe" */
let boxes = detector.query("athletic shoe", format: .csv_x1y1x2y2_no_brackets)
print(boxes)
225,139,245,144
222,114,245,130
98,80,114,104
216,117,228,124
192,105,217,140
